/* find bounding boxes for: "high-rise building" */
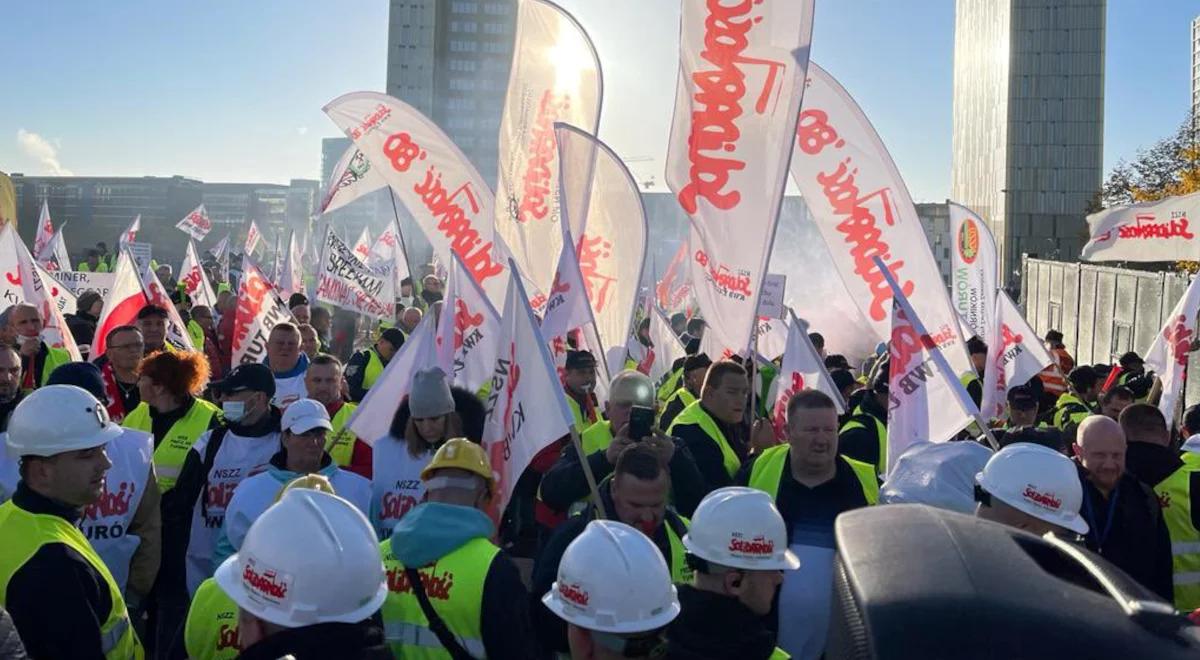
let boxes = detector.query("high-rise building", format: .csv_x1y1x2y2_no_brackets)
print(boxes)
951,0,1105,282
1192,15,1200,134
916,202,953,285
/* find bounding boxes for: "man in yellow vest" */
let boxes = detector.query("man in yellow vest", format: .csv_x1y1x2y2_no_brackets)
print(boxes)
1052,365,1101,429
380,438,536,658
739,389,876,658
346,327,405,403
563,349,601,433
305,354,372,477
8,303,71,392
0,385,144,658
1099,386,1135,421
533,444,694,655
77,248,112,273
668,487,798,660
961,337,987,407
839,357,890,476
659,353,711,432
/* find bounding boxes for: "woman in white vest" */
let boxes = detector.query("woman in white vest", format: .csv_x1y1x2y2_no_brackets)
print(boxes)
371,367,460,539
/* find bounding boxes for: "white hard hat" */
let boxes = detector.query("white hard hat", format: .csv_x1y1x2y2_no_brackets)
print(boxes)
214,488,387,628
280,398,333,434
682,487,800,571
975,442,1089,535
542,520,680,634
6,385,123,457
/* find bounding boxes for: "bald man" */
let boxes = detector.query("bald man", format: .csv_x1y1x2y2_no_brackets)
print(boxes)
1074,415,1173,600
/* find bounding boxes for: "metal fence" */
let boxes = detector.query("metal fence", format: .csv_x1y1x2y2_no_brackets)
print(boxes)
1020,257,1198,408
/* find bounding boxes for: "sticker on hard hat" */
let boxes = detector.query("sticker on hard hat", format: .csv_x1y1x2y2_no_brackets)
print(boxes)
728,533,775,556
558,582,590,608
242,556,293,605
1022,485,1062,511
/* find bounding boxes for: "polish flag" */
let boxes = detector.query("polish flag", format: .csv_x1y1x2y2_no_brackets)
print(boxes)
120,215,141,249
91,252,148,360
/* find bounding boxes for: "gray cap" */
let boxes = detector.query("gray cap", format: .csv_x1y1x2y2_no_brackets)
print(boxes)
409,367,454,419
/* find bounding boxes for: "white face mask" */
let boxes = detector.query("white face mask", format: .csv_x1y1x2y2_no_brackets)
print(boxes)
222,400,246,422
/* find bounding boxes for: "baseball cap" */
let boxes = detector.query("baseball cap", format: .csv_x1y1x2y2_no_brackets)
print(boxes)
379,327,406,349
1007,386,1039,410
565,350,596,370
1118,351,1143,368
281,398,333,434
683,353,713,374
137,304,170,320
214,363,276,397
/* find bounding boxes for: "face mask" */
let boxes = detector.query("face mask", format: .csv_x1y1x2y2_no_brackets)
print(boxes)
222,400,246,422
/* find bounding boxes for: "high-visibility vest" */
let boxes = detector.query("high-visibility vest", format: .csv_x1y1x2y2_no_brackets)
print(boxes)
1154,452,1200,612
668,401,741,479
78,261,111,273
661,387,697,424
187,319,205,351
184,577,241,660
27,345,73,392
123,398,221,492
839,405,888,476
747,445,879,505
0,500,144,659
380,536,499,659
1052,392,1092,429
581,419,614,456
566,394,599,434
657,367,684,402
363,348,385,392
325,402,359,468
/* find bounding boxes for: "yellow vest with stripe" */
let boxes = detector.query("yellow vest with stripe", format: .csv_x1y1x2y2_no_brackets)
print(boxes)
663,511,693,584
566,394,598,434
363,348,385,392
668,401,741,479
380,536,499,659
747,445,879,505
1052,392,1092,430
839,405,888,476
123,398,221,492
183,577,241,660
657,367,684,403
325,402,360,468
662,387,697,424
1154,452,1200,612
0,500,144,659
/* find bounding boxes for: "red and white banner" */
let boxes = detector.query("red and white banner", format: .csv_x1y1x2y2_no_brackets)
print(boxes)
211,233,230,262
1082,191,1200,262
880,258,978,475
771,310,844,440
90,252,147,361
324,92,511,305
656,241,692,314
539,228,594,351
175,205,212,242
979,291,1054,421
1145,273,1200,422
494,0,603,296
231,257,290,365
0,225,82,361
647,306,687,385
666,0,814,356
790,63,972,378
138,264,196,353
347,312,438,446
320,145,388,215
352,226,372,263
436,253,502,394
37,223,71,272
277,231,305,299
180,241,217,310
366,218,412,289
752,316,789,361
482,263,575,518
949,203,998,340
315,228,394,320
244,220,263,256
554,124,647,375
119,215,140,250
32,201,54,260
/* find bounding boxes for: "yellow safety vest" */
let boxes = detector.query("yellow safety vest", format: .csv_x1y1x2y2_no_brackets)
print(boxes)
1154,452,1200,612
747,445,879,505
184,577,241,660
187,319,205,352
363,348,385,392
581,419,614,456
668,401,741,479
839,404,888,476
1052,392,1093,429
78,261,111,273
26,346,73,392
325,402,359,468
123,398,221,492
566,394,598,434
380,536,498,659
663,512,693,585
657,367,684,403
0,500,144,659
662,387,697,424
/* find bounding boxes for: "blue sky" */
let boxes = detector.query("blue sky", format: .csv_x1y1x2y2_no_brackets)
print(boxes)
1,1,1196,203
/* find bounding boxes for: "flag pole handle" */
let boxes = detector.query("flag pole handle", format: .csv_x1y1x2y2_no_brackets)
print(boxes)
974,414,1000,451
569,425,608,520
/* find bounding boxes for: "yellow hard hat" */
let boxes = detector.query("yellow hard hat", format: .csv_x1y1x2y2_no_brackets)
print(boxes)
420,438,494,491
274,473,336,503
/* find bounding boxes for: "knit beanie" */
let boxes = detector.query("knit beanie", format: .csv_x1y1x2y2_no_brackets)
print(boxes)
409,367,455,418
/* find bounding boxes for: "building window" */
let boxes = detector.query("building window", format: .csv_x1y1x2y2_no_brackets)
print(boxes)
482,22,506,34
449,78,476,91
449,40,478,52
450,20,477,33
483,2,509,15
451,1,478,12
482,41,508,54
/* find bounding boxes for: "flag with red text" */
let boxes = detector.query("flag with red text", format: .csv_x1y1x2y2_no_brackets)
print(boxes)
1082,191,1200,262
347,312,439,445
180,241,217,310
771,309,844,440
32,201,54,260
1145,273,1200,422
90,252,147,361
539,228,596,365
352,226,372,263
175,205,212,242
656,241,692,314
137,263,196,352
665,0,814,357
37,223,71,272
315,228,394,320
647,306,687,385
120,215,141,250
231,257,290,365
320,145,388,215
277,231,305,299
244,220,263,256
0,225,82,361
366,218,412,289
436,252,502,393
979,291,1054,421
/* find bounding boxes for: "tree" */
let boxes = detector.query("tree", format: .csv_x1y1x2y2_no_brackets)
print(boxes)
1102,120,1200,207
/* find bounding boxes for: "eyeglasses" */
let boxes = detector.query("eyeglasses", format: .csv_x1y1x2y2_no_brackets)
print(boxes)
109,342,145,351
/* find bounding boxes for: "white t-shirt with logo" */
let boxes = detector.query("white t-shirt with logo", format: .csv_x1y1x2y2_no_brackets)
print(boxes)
80,429,153,594
370,434,433,540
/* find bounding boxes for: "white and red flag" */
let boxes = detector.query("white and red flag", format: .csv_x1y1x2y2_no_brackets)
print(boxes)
0,225,82,361
119,215,141,250
230,257,289,365
979,291,1054,422
949,203,999,341
436,253,503,394
352,226,372,263
771,310,844,440
647,306,687,385
37,223,71,272
1145,273,1200,422
90,252,147,360
494,0,603,297
315,228,394,320
244,220,263,256
320,145,388,215
180,240,217,309
32,200,54,259
367,218,412,289
656,241,692,314
347,312,439,445
175,205,212,242
137,263,195,352
539,227,596,364
482,262,576,519
277,231,305,300
666,0,814,357
1082,191,1200,262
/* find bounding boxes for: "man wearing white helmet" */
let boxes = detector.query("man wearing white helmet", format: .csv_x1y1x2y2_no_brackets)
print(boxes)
667,487,798,659
213,488,391,659
975,442,1090,536
543,519,681,660
0,385,144,659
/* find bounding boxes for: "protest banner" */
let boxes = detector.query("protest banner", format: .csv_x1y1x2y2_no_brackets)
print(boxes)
352,226,372,263
175,204,212,242
320,145,388,215
126,242,153,274
1081,191,1200,262
244,220,263,256
0,225,82,360
435,252,502,394
180,240,217,309
346,313,438,446
315,228,394,320
771,310,845,440
51,271,116,300
119,215,140,250
979,291,1054,421
231,257,290,365
32,200,54,259
950,202,998,340
758,274,787,320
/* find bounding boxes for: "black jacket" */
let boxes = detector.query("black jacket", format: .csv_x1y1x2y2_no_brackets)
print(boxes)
345,348,385,403
838,394,888,468
666,585,780,660
1077,467,1174,602
4,484,116,660
1124,441,1184,488
669,403,748,495
0,606,26,660
236,620,392,660
66,311,98,351
659,391,690,432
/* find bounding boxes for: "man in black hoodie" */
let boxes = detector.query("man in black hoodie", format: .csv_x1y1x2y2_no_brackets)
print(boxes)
1121,403,1183,488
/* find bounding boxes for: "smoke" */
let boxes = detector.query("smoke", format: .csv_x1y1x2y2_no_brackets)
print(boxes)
16,129,73,176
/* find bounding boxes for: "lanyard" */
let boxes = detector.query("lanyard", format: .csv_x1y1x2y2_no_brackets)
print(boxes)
1082,483,1120,548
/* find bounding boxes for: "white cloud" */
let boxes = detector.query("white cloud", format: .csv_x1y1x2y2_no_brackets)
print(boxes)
16,129,72,176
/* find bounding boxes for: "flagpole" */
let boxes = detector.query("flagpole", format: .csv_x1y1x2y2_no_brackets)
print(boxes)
387,190,413,282
569,425,607,519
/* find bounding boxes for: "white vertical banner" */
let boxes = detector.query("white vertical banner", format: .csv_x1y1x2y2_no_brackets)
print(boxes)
647,306,687,385
949,202,998,340
32,200,54,259
482,262,575,519
119,215,141,250
347,313,439,445
175,204,212,242
435,253,503,394
180,241,217,309
315,228,395,320
323,91,512,305
1081,191,1200,262
771,309,844,440
790,63,972,379
367,219,412,288
1145,274,1200,423
230,257,289,365
244,220,263,256
319,145,388,215
979,290,1055,421
554,124,647,376
0,225,82,361
752,315,789,361
494,0,603,296
277,231,305,299
665,0,814,356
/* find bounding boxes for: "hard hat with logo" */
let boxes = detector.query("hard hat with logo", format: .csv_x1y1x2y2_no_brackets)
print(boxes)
420,438,494,492
682,487,800,571
213,488,387,628
6,385,123,457
609,370,655,407
975,442,1088,535
273,473,336,503
542,520,680,634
